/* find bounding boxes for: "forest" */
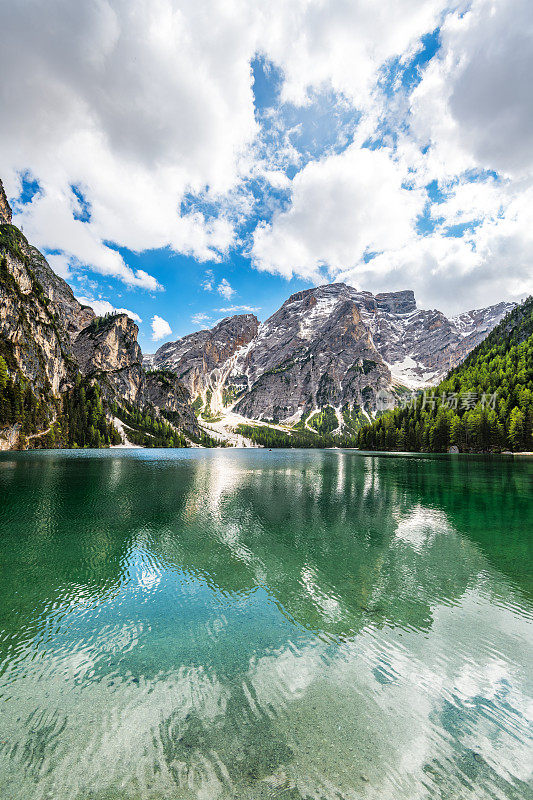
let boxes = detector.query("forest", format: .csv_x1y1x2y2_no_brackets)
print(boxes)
0,365,122,448
236,422,358,449
0,361,193,449
357,297,533,453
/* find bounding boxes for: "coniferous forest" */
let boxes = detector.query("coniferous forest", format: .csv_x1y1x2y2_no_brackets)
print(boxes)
357,297,533,453
0,361,193,450
0,364,122,449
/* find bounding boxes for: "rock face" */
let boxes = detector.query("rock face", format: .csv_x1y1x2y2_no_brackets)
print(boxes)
29,246,95,336
0,209,199,444
72,314,144,404
143,370,200,436
0,228,77,396
231,289,391,420
151,283,515,421
145,314,259,402
71,314,201,437
0,180,12,225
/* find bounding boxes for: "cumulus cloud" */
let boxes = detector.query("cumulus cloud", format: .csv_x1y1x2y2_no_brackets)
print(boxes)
76,296,142,323
0,0,258,284
250,0,533,312
410,0,533,179
0,0,448,278
151,315,172,341
252,144,424,279
216,278,236,300
261,0,451,106
338,186,533,313
15,185,161,290
0,0,530,316
191,312,212,327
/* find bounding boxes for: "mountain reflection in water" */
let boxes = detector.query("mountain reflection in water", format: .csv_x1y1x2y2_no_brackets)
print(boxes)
0,449,531,800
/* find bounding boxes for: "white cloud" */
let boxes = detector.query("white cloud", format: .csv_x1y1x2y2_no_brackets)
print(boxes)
0,0,259,283
0,0,530,315
201,269,215,291
216,278,236,300
14,185,161,290
191,312,212,327
252,144,424,279
216,305,261,314
338,185,533,313
261,0,451,107
0,0,449,285
76,296,142,323
250,0,533,312
151,314,172,341
410,0,533,180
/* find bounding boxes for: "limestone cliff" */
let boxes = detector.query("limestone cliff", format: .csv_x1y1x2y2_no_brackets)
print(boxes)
0,179,12,225
150,283,515,423
72,313,201,438
72,313,144,404
0,225,76,396
0,187,200,448
148,314,259,403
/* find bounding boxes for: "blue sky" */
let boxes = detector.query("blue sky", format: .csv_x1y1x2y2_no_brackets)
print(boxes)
1,0,531,352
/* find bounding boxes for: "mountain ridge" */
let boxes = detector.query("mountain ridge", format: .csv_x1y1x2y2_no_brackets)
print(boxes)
0,177,518,448
357,297,533,452
0,181,202,450
147,282,515,424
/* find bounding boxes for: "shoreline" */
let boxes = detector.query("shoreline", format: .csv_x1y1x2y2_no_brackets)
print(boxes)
1,446,532,457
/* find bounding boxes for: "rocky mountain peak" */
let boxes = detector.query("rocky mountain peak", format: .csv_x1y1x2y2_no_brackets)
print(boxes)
284,282,351,306
150,281,515,423
375,290,416,315
73,313,141,368
210,313,259,344
0,179,12,225
145,311,260,403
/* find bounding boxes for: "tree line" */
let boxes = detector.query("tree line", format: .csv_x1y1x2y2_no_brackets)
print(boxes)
357,297,533,453
236,423,358,449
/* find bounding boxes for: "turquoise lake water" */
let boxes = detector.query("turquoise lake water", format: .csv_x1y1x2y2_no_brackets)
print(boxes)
0,449,531,799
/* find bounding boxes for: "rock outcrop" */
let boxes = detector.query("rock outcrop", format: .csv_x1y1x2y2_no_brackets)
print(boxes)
150,283,515,422
72,314,201,438
72,313,144,404
0,202,199,446
0,179,12,225
146,314,259,402
143,370,200,436
29,246,95,336
0,226,77,396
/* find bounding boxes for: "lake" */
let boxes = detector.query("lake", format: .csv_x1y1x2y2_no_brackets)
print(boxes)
0,449,531,800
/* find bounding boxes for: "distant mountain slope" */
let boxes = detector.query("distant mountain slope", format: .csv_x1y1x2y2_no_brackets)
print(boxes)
150,283,515,423
357,297,533,452
0,179,201,450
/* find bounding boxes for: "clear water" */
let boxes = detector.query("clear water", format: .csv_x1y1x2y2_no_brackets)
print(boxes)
0,449,531,800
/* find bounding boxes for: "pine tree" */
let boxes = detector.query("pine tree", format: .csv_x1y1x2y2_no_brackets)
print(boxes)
0,356,7,390
509,408,525,451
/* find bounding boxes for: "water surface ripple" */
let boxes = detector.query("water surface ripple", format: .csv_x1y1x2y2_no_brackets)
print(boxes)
0,449,531,800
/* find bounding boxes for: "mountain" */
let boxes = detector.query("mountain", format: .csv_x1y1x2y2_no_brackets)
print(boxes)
0,174,518,450
357,297,533,452
149,314,259,406
0,180,200,450
148,283,515,424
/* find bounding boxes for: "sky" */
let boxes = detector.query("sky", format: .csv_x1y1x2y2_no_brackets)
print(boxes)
0,0,532,352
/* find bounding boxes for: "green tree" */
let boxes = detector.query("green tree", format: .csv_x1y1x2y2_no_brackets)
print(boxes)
0,356,8,390
508,407,525,451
